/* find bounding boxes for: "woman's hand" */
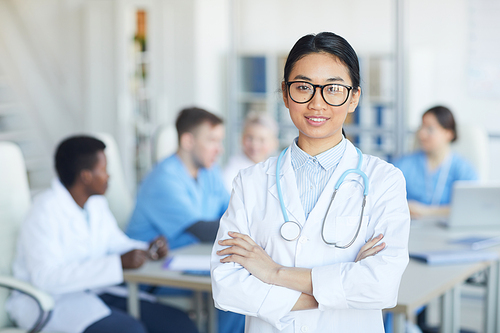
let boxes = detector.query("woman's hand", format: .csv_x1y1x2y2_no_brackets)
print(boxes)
217,231,282,285
408,200,450,219
408,200,427,219
355,234,385,262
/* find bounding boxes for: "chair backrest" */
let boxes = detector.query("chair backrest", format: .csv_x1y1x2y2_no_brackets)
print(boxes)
0,142,31,326
94,133,134,231
153,125,178,164
451,124,490,181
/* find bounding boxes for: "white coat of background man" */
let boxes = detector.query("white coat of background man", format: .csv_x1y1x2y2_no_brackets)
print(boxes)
7,135,198,333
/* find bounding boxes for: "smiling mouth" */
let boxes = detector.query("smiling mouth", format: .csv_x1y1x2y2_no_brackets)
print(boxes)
306,116,329,123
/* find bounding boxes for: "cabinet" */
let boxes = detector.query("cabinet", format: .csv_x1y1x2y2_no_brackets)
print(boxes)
346,54,396,161
228,54,397,161
228,54,294,157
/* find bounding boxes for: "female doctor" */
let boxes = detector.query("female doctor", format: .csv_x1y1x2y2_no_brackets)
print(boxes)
211,32,410,333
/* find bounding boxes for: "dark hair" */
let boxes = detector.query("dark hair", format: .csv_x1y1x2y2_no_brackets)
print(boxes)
283,32,360,90
175,107,223,142
55,135,106,188
423,105,457,142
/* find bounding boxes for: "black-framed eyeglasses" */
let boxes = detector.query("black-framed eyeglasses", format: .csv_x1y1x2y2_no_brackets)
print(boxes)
285,81,353,107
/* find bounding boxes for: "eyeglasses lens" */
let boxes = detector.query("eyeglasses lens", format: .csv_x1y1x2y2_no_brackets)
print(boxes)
289,82,348,106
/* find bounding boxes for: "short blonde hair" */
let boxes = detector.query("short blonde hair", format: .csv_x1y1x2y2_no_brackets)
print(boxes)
243,112,279,137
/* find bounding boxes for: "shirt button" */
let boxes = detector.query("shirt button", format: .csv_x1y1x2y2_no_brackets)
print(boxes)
301,326,309,332
310,185,313,189
300,236,308,244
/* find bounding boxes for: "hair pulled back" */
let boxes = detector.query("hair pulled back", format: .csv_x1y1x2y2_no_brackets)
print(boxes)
423,105,457,142
283,32,360,90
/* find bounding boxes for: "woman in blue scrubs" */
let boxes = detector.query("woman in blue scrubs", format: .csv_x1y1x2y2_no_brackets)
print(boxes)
394,105,478,218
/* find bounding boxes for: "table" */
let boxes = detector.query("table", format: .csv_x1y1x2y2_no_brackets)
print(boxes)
125,223,500,333
123,244,215,333
389,220,500,333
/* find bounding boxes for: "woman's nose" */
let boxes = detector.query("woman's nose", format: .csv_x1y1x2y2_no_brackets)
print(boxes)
309,87,327,109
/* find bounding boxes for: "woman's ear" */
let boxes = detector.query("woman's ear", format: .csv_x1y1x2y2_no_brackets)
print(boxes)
282,81,289,109
445,129,455,143
348,87,361,114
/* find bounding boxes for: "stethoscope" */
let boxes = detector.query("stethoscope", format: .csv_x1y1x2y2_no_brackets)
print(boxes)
276,147,369,248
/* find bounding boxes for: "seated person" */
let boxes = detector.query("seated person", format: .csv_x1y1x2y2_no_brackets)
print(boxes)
223,112,279,191
127,107,229,249
6,135,198,333
126,107,244,333
394,106,478,219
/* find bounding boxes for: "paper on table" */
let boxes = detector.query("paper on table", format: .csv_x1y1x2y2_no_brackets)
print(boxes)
451,236,500,250
410,250,498,265
163,254,211,271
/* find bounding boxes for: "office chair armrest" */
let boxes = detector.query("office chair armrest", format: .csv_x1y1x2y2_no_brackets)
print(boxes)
0,275,54,333
0,276,54,311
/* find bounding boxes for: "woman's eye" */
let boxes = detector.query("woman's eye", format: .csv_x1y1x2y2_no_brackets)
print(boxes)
297,85,312,92
326,85,342,94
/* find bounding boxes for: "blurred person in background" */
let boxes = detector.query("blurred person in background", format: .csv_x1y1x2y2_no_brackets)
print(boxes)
223,112,279,191
127,107,245,333
394,106,478,219
7,135,197,333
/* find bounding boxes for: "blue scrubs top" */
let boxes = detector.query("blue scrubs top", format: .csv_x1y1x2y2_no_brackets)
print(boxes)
393,151,478,205
126,154,230,249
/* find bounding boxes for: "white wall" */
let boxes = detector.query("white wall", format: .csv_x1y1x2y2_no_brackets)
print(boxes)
236,0,394,55
407,0,500,132
193,0,230,116
2,0,499,185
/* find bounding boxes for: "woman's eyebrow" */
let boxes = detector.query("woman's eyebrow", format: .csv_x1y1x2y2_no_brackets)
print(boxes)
326,76,345,83
291,75,346,83
292,74,311,81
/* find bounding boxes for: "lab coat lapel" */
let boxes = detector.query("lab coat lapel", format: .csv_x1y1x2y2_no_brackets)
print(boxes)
52,179,90,238
267,147,306,226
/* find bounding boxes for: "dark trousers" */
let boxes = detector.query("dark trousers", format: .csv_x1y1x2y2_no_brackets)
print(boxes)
83,293,198,333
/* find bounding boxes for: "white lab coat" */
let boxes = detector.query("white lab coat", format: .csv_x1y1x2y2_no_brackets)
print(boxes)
7,179,147,333
211,140,410,333
223,154,254,192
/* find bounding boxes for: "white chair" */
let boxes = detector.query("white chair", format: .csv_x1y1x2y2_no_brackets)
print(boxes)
0,142,54,332
152,125,177,164
451,124,490,181
94,133,134,231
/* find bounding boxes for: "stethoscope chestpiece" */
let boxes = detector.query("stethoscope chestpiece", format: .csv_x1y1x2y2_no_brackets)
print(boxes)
280,221,301,241
277,146,368,248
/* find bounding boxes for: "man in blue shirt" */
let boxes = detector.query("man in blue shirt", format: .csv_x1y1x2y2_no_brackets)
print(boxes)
127,107,229,249
127,107,244,333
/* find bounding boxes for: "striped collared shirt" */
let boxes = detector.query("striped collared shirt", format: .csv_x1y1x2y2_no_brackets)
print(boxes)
290,137,346,219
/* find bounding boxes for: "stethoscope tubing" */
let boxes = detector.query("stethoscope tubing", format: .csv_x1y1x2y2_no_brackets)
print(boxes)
276,145,368,248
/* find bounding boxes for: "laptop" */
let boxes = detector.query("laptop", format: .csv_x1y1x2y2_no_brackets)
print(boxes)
445,181,500,228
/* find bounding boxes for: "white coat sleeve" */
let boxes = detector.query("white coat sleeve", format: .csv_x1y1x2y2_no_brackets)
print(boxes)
20,206,125,295
102,201,149,254
311,166,410,311
211,174,301,330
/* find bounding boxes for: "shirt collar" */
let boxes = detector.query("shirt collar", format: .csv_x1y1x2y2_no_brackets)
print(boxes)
290,136,346,171
52,178,88,217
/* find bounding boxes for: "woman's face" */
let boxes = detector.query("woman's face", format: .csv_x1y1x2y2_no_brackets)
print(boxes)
417,113,454,153
282,52,360,152
242,124,278,163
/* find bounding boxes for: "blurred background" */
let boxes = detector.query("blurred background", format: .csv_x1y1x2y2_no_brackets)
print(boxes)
0,0,499,195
